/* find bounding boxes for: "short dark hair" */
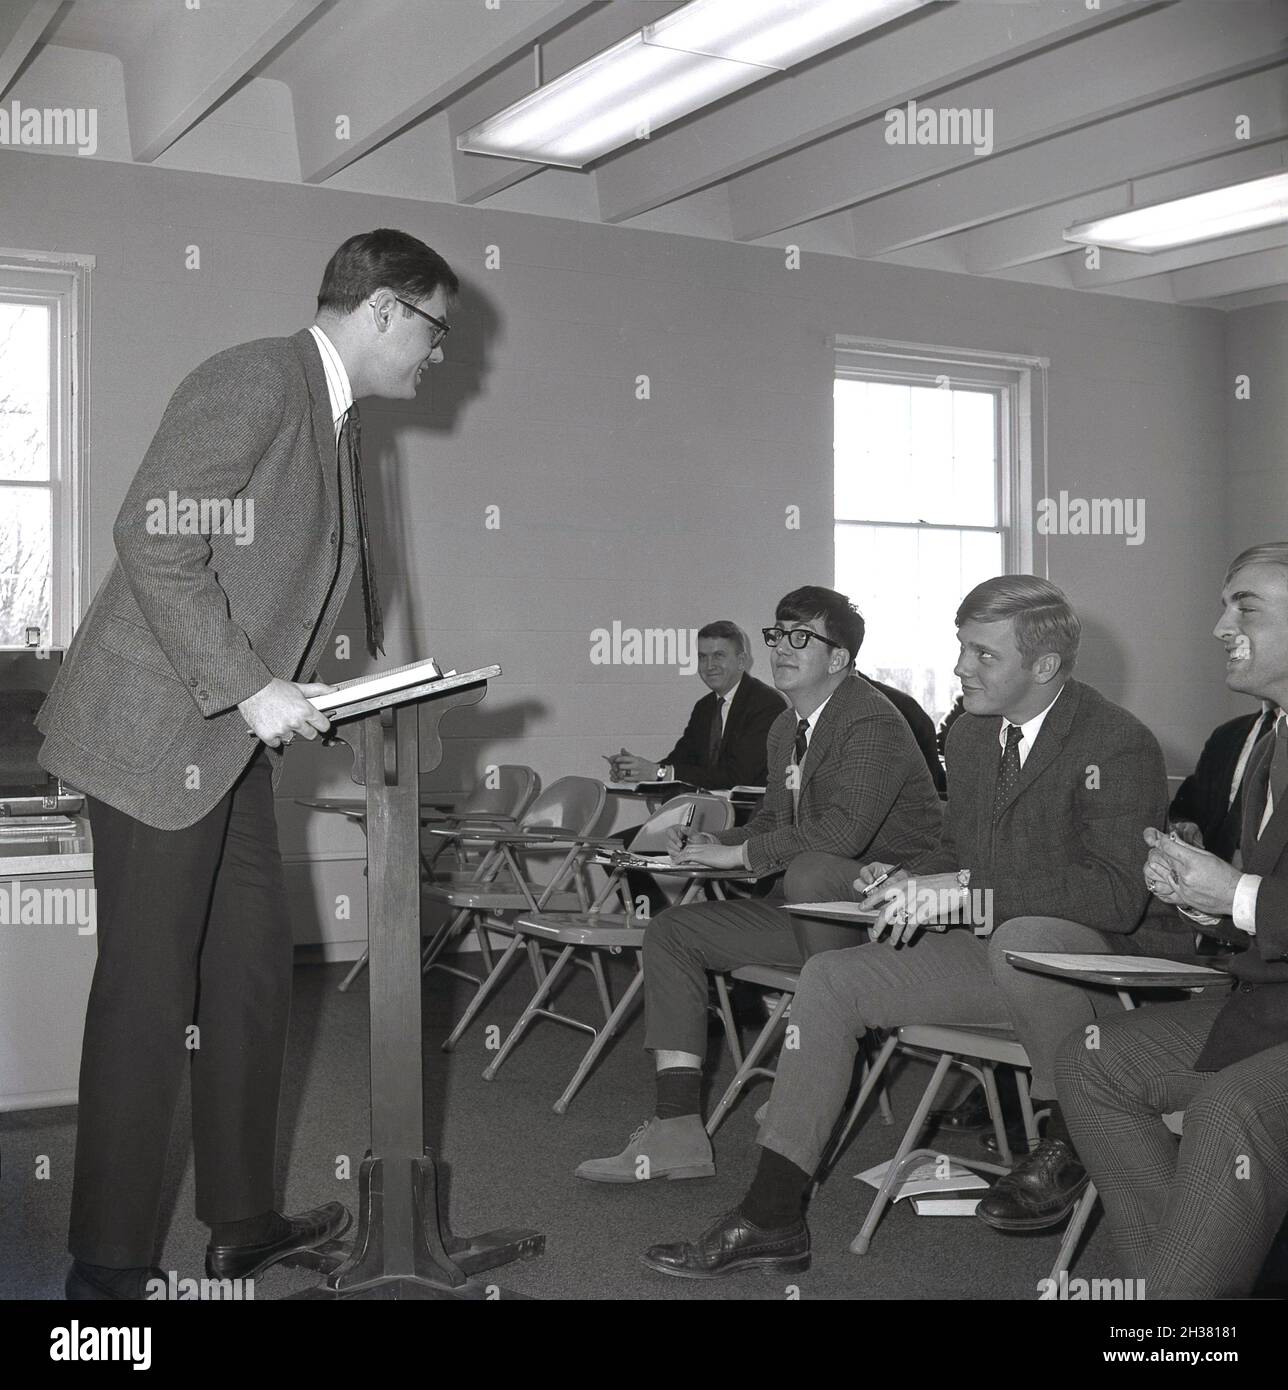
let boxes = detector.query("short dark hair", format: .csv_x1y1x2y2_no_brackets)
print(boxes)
775,586,864,665
697,621,749,657
317,229,459,315
955,574,1080,672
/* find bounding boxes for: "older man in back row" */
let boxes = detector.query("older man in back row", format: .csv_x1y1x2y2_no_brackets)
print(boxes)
640,576,1195,1279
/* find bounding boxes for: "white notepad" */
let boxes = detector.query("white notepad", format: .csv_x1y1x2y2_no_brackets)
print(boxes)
308,657,443,713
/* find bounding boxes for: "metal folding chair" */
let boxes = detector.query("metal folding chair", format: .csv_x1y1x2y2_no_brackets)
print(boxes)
478,794,739,1109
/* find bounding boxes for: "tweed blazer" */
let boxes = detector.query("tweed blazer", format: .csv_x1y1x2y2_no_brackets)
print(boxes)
912,678,1189,952
715,672,943,878
38,329,359,830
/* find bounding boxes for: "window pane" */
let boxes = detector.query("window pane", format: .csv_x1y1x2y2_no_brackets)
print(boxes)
0,302,51,482
834,378,997,527
835,522,1002,728
0,486,52,645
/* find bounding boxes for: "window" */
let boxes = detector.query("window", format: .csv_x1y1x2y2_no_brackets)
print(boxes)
0,251,91,650
833,338,1044,728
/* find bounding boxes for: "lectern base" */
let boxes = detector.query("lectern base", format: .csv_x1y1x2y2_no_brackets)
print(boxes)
284,1153,544,1301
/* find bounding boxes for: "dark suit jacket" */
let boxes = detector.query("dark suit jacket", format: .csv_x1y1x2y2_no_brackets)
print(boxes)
861,674,947,796
664,673,784,789
37,329,358,830
1193,734,1288,1070
1169,709,1268,862
716,673,942,878
913,678,1189,953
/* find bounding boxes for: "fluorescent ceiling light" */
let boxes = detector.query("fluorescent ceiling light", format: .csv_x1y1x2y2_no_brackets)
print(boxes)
1063,172,1288,253
457,0,932,168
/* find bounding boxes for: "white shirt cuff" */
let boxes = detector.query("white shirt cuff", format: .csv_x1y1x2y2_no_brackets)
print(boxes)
1232,874,1260,934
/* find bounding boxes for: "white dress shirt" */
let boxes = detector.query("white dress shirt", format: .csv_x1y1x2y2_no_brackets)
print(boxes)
998,683,1065,768
308,324,353,439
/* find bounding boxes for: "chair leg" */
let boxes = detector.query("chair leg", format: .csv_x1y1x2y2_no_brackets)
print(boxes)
1015,1069,1040,1148
705,996,792,1137
860,1037,894,1125
482,945,577,1081
850,1052,954,1255
1047,1182,1099,1286
338,948,369,993
711,974,744,1070
422,907,472,974
442,934,526,1052
980,1063,1013,1168
816,1033,901,1187
553,962,646,1114
588,951,615,1021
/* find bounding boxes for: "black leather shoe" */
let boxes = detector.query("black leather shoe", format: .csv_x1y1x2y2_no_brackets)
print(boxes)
66,1261,167,1301
205,1202,350,1280
930,1082,1025,1136
640,1208,809,1280
976,1139,1089,1232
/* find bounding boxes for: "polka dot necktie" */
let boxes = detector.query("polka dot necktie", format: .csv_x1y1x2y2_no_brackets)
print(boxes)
993,723,1024,823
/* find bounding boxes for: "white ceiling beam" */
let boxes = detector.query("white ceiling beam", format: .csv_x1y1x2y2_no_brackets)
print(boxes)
1072,227,1288,288
1171,247,1288,301
0,0,59,100
292,0,593,185
729,1,1287,243
123,0,328,163
1199,285,1288,310
847,66,1288,258
596,0,1144,226
449,1,682,207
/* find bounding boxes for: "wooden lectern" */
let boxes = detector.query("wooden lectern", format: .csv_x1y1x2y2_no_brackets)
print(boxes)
293,666,544,1299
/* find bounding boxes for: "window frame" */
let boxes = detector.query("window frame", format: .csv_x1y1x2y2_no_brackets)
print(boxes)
832,335,1047,580
0,248,93,650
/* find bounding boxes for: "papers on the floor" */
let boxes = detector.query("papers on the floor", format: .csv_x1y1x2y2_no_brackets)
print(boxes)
855,1157,989,1203
910,1197,982,1217
1008,951,1227,977
309,657,443,712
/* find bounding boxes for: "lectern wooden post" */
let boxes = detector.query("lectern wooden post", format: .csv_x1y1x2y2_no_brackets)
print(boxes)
294,667,544,1300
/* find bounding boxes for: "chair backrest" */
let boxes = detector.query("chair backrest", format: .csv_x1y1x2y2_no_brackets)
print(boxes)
520,776,608,836
458,765,540,821
631,794,735,853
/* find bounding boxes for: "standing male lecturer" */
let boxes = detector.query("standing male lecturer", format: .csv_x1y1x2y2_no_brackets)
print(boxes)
37,229,458,1299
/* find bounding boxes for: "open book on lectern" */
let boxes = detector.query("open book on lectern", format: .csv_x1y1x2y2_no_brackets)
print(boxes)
307,658,500,721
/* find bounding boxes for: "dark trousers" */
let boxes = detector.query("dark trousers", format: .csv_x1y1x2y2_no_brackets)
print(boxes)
1056,996,1288,1298
71,751,293,1266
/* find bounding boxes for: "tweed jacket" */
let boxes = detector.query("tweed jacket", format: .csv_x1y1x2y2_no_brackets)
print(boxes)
38,329,359,830
912,678,1190,953
715,672,943,878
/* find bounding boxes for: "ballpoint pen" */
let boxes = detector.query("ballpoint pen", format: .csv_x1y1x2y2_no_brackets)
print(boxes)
675,800,697,848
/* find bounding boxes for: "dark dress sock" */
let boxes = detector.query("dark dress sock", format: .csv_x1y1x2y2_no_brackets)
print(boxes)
739,1145,811,1229
655,1067,702,1120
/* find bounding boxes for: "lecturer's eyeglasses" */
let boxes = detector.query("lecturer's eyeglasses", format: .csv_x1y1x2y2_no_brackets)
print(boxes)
394,297,451,350
762,626,843,651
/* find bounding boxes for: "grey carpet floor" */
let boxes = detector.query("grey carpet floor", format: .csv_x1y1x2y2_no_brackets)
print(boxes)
0,955,1111,1301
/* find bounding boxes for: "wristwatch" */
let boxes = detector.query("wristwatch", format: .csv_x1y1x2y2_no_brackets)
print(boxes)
656,765,670,781
956,868,971,889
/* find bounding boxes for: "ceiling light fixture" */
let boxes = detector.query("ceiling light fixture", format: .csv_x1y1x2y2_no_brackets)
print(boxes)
1063,172,1288,253
457,0,936,169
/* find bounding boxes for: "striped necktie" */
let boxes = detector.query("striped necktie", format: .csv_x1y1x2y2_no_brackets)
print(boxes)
339,405,384,658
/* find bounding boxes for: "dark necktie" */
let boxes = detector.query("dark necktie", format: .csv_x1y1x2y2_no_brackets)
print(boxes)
706,696,725,766
794,718,809,769
993,723,1024,822
339,405,384,658
1269,719,1288,818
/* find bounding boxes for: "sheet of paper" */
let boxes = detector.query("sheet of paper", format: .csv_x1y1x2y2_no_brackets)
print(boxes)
787,900,880,918
309,656,443,712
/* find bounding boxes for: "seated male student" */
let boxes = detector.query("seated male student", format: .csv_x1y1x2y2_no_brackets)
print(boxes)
1056,543,1288,1299
576,586,944,1183
638,575,1195,1278
1168,697,1279,859
607,621,784,791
